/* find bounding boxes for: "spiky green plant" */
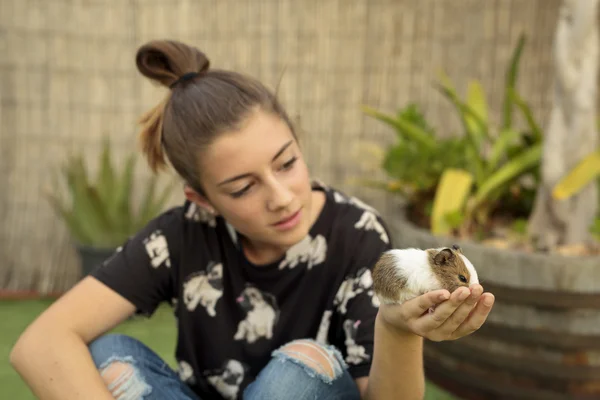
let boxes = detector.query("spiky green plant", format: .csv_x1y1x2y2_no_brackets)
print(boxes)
359,32,543,236
46,137,177,248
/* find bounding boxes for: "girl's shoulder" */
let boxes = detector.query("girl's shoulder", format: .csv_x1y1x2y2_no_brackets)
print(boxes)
158,200,226,232
145,200,235,251
311,179,384,223
310,179,392,247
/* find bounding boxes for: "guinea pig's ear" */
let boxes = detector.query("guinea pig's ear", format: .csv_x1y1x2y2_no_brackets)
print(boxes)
451,244,462,253
434,248,455,265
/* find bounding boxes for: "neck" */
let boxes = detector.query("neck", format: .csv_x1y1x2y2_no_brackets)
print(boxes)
241,238,288,266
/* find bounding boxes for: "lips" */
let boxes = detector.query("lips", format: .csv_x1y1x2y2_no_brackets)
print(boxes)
273,209,300,226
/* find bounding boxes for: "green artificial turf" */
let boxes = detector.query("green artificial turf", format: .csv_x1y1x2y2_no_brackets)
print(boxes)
0,299,458,399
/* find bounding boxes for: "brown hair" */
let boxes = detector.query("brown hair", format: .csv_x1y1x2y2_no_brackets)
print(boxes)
135,39,295,194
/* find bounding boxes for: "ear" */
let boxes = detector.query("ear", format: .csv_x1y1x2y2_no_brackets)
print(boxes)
434,248,455,265
183,184,219,215
451,244,463,253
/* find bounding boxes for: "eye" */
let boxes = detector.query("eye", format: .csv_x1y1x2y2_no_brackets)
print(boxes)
230,183,252,198
459,275,467,283
280,156,297,171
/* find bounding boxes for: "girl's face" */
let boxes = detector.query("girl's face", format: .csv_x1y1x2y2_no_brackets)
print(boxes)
187,109,315,254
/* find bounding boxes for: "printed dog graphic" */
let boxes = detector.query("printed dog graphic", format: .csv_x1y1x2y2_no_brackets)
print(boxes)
278,234,327,270
182,261,224,317
343,319,370,365
234,285,279,343
334,267,375,314
206,359,246,400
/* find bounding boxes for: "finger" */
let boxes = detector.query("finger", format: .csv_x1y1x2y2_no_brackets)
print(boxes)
413,287,471,332
437,285,483,334
451,292,495,338
403,289,450,318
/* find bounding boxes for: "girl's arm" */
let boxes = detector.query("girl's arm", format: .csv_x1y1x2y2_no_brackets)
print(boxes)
366,315,425,400
10,276,136,400
11,209,182,399
365,285,495,400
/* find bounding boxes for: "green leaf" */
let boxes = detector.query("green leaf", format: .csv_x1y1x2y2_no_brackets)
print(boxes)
433,76,487,184
502,33,526,130
45,191,93,245
68,157,115,246
434,74,489,145
511,218,528,235
471,144,542,210
488,128,521,172
552,150,600,200
96,136,116,209
396,103,435,135
142,179,178,226
431,168,474,235
136,174,158,227
134,177,178,231
465,80,489,147
444,210,466,229
463,145,486,187
46,136,177,248
361,105,437,149
112,153,136,237
382,145,439,192
508,87,542,143
434,73,469,132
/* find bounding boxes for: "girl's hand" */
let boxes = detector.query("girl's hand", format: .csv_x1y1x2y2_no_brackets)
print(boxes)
378,284,495,342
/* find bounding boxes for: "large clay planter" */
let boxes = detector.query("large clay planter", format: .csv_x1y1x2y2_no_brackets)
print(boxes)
386,207,600,400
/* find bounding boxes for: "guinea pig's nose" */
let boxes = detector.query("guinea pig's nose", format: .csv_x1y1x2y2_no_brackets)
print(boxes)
452,244,460,250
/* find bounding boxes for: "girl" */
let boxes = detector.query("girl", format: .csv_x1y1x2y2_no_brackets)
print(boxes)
10,39,494,400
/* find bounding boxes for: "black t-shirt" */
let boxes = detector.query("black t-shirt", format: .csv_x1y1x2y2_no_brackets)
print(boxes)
91,181,393,400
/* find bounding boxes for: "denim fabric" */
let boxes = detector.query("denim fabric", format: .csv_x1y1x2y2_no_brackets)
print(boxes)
88,334,362,400
89,334,201,400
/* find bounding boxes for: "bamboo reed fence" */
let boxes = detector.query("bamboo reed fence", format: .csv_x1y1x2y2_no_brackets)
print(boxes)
0,0,562,293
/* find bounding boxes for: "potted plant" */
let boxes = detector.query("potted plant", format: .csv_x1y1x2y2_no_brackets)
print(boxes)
357,26,600,400
46,136,176,278
360,33,543,245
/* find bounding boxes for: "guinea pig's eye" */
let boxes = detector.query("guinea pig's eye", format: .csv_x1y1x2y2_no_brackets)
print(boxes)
459,275,467,283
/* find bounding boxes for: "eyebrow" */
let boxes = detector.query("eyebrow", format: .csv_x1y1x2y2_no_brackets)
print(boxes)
217,140,294,186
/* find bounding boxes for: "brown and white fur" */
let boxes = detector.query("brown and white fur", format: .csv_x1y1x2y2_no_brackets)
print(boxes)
372,244,479,307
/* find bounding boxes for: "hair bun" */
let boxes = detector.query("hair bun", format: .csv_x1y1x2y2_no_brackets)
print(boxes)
135,39,210,88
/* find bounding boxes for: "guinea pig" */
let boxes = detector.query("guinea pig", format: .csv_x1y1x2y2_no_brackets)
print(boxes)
372,244,479,306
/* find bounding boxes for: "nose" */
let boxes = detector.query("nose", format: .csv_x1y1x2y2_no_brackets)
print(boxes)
266,178,294,211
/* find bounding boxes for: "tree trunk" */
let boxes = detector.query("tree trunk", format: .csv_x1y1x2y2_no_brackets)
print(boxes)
528,0,599,251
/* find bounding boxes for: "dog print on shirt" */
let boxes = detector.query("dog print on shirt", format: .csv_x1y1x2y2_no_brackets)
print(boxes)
334,268,378,314
178,360,196,385
278,234,327,270
205,359,247,400
343,319,370,365
332,190,389,244
316,310,333,344
182,261,224,317
143,230,171,268
234,285,279,344
355,211,389,244
184,202,217,227
333,191,379,215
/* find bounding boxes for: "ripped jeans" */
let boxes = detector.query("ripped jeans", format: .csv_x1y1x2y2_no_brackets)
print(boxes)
89,334,362,400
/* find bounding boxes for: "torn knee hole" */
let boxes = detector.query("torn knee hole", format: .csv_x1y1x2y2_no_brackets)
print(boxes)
99,360,150,399
100,361,134,388
279,340,340,379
